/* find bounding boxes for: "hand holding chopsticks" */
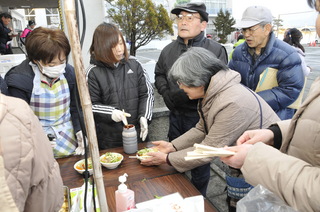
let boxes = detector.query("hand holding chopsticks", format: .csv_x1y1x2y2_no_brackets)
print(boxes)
121,109,130,126
111,109,131,125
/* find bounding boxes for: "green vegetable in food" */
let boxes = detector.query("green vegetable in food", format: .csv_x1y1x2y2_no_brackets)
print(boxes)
100,152,122,163
76,159,93,170
137,148,158,156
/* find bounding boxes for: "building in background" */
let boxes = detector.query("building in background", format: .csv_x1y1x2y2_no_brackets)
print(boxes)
104,0,232,42
1,1,105,69
7,8,61,48
199,0,232,37
12,8,60,30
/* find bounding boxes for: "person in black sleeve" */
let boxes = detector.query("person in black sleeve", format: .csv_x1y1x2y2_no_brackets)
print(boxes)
154,2,227,196
0,12,17,55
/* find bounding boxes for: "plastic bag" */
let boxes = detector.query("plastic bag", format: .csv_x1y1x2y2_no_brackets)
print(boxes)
70,181,100,212
237,184,297,212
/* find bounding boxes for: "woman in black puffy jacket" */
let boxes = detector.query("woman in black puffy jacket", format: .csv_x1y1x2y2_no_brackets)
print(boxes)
86,23,154,149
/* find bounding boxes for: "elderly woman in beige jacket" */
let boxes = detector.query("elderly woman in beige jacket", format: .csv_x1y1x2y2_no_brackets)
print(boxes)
0,93,63,212
141,47,280,196
221,1,320,211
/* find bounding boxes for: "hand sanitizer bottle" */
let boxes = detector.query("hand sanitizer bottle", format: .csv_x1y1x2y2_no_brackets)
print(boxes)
116,173,135,212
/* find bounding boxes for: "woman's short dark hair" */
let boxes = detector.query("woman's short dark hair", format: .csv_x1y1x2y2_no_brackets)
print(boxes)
169,47,228,90
26,27,70,64
90,23,128,65
0,12,12,19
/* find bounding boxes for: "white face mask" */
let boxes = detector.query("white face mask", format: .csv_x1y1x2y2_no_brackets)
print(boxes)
40,63,66,78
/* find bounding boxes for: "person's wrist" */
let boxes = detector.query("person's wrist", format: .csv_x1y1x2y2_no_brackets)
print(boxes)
170,143,177,152
166,153,172,166
267,125,281,148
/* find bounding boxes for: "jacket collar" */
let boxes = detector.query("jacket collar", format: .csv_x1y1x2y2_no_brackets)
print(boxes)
90,56,125,70
241,31,276,63
262,31,276,56
176,31,206,47
202,70,241,107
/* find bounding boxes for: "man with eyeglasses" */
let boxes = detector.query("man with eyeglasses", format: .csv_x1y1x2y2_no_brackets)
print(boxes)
154,2,227,196
229,6,304,120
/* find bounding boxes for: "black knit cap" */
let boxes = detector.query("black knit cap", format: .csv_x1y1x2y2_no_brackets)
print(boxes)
28,20,36,26
171,2,208,22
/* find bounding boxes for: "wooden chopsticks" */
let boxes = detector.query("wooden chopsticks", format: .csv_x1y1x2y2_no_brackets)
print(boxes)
184,143,235,161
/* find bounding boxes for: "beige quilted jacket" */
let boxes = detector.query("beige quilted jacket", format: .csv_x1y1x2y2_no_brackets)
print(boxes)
170,70,280,172
242,77,320,212
0,94,63,212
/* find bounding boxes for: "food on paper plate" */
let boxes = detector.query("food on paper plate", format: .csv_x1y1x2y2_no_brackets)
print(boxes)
74,158,93,175
100,152,123,169
100,152,123,163
137,147,159,156
136,147,159,161
75,158,93,170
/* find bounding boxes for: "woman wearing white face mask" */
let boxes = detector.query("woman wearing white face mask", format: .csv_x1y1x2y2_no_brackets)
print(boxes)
38,62,67,79
5,27,84,158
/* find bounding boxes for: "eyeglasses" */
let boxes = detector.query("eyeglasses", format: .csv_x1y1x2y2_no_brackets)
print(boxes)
241,25,261,35
175,14,200,23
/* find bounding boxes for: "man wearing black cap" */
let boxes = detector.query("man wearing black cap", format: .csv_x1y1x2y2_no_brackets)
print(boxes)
154,2,227,196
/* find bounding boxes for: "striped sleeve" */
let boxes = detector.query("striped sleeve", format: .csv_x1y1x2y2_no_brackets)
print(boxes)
92,104,115,115
142,67,154,121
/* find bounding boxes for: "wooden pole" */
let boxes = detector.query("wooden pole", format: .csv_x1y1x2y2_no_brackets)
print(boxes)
63,0,109,211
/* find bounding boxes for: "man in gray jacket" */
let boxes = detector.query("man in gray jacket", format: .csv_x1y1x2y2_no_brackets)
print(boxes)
154,2,227,196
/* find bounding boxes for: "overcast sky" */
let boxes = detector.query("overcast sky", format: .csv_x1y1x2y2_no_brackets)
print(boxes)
232,0,317,27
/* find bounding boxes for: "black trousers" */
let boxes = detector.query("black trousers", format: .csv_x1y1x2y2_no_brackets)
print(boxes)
168,112,211,196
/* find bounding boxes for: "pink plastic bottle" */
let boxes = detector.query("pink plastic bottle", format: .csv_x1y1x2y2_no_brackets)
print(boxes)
115,173,135,212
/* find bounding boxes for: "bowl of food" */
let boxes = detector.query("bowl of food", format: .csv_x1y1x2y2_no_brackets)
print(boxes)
136,147,159,161
100,152,123,169
74,158,93,175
